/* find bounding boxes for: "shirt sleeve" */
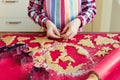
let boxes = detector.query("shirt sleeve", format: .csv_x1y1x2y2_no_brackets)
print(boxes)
77,0,97,27
28,0,49,28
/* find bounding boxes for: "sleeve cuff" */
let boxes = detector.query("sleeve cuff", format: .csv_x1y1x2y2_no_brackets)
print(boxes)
43,18,49,26
77,16,84,28
39,17,49,29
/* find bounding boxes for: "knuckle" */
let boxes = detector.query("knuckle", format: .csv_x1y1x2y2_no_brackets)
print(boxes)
66,34,69,36
73,31,77,34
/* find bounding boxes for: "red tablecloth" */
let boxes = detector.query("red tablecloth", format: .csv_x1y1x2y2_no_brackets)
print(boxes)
0,33,120,80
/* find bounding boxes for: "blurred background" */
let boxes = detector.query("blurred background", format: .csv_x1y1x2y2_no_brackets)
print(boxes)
0,0,120,32
83,0,120,32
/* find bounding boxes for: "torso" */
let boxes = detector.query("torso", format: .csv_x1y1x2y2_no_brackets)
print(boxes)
44,0,81,30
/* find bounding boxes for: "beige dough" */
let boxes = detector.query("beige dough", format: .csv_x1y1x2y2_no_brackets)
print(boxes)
30,37,53,46
84,35,92,39
0,36,16,45
43,43,88,75
17,37,30,42
113,43,120,49
94,36,119,45
29,47,40,55
78,39,95,48
106,34,118,38
95,47,112,57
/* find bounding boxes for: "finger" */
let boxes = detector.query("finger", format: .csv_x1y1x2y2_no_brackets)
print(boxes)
52,35,61,38
61,29,72,39
54,28,60,36
68,33,75,39
65,29,72,37
47,32,61,39
61,25,69,34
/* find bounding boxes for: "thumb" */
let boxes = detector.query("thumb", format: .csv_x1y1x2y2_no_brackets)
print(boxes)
61,24,69,34
54,28,60,36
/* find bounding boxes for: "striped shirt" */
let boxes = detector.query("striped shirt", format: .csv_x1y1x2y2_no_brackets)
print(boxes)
28,0,96,31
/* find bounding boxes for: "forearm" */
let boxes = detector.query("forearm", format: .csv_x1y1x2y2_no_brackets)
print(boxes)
28,0,49,27
77,0,96,27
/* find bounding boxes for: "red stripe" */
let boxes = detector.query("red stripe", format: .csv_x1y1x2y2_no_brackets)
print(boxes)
44,0,47,13
60,0,65,31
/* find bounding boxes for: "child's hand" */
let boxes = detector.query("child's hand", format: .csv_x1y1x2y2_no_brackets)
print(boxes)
46,20,61,38
61,18,81,39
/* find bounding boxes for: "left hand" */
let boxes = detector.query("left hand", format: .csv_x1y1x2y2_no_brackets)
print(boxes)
61,18,81,39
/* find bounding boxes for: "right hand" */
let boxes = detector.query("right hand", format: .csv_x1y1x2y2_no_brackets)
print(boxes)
46,20,61,38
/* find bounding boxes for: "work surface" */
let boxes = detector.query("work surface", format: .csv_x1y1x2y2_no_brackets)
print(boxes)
0,33,120,80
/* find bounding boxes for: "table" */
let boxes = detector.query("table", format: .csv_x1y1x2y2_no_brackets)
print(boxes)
0,33,120,80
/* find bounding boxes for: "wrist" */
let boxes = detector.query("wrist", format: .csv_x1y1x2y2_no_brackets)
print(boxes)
75,18,81,24
72,18,81,30
74,18,81,28
76,17,83,27
46,20,51,29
